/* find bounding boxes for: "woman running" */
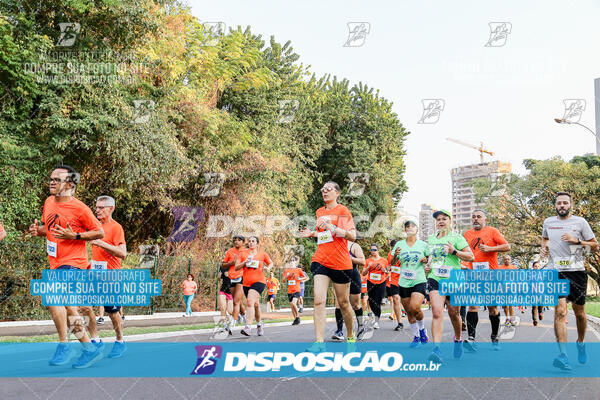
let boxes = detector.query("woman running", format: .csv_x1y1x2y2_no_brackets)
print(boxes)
387,240,404,331
363,244,389,329
221,235,247,330
426,210,474,364
393,219,429,347
301,181,357,350
235,236,273,336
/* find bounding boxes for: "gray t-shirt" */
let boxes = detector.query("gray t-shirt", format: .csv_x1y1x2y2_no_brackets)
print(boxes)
541,215,595,271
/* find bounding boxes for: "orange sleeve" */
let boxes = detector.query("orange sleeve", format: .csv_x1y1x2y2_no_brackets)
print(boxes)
116,224,126,246
337,207,355,231
263,252,272,265
494,228,508,245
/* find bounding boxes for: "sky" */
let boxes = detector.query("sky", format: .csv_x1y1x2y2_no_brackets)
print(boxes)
189,0,600,216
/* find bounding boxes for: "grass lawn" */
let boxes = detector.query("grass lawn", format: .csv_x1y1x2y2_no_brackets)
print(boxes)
0,314,329,343
584,301,600,318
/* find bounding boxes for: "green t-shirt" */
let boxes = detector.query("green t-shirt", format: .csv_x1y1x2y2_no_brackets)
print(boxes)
427,231,469,282
391,239,428,288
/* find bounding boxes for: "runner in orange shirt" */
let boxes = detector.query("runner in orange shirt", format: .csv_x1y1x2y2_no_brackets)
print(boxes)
28,165,105,368
0,221,6,242
462,209,510,350
387,240,404,331
363,244,389,329
266,272,280,311
300,181,357,351
283,266,309,325
361,272,369,315
221,235,247,331
499,254,518,326
234,236,273,336
79,195,128,358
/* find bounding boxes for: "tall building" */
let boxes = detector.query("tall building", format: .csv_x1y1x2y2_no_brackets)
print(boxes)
419,204,435,241
451,161,512,232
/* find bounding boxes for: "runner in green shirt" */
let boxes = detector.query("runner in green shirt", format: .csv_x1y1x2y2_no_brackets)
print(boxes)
391,218,429,348
425,210,473,364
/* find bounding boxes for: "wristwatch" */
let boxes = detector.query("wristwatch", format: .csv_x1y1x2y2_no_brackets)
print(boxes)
576,238,581,245
75,233,81,240
452,249,457,255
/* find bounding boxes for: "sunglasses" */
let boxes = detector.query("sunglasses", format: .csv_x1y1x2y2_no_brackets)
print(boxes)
369,249,378,252
320,186,336,193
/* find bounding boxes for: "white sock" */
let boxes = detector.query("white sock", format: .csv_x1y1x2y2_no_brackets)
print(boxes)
115,340,124,343
410,323,419,336
416,319,425,330
91,337,100,342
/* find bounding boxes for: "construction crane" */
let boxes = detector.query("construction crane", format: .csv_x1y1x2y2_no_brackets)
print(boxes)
446,138,494,163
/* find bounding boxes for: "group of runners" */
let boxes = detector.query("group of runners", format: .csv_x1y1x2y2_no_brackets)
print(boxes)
25,165,128,368
6,165,597,372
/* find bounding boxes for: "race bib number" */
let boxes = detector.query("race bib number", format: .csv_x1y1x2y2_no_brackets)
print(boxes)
288,280,296,286
369,272,382,281
231,277,242,283
247,260,260,269
434,266,451,278
401,269,417,280
268,288,274,294
317,230,334,245
555,257,572,269
91,260,108,270
46,239,57,258
391,266,402,274
473,262,489,270
361,282,367,289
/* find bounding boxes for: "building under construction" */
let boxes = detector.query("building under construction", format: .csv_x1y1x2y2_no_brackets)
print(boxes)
450,161,512,232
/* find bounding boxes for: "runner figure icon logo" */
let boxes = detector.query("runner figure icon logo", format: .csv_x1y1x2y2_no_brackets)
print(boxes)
191,345,222,375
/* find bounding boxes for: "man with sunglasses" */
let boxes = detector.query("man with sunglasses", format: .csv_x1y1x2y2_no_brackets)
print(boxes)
462,209,510,351
29,165,105,368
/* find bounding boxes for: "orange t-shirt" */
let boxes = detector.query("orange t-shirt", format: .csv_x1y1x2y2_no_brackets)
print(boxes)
223,247,245,280
42,196,103,269
387,251,400,286
266,278,279,294
91,219,125,270
240,249,272,286
283,267,307,294
182,280,198,295
365,257,388,284
463,226,508,270
361,275,368,293
311,204,355,270
498,264,517,270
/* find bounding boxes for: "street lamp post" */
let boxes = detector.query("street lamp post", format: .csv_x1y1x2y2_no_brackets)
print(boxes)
554,118,600,155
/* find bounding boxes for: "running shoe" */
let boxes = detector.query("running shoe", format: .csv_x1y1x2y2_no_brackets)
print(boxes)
122,315,125,320
373,321,380,329
298,307,303,313
393,323,403,331
504,319,511,327
368,312,373,317
49,343,74,366
419,328,429,344
96,317,105,325
410,336,420,348
241,314,247,325
257,322,264,336
553,353,573,371
491,337,501,351
356,324,365,340
428,347,443,364
388,315,394,321
108,341,127,359
331,329,344,341
577,341,587,364
241,325,251,336
72,346,104,369
453,338,463,359
539,313,543,321
461,322,467,332
463,338,477,353
306,341,326,353
533,320,538,326
292,317,301,325
346,336,357,352
91,339,104,352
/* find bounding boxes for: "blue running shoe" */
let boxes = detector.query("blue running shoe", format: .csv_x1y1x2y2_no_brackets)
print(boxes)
553,353,573,371
576,341,587,364
428,346,443,364
108,341,127,359
453,339,463,359
49,343,73,366
72,346,104,369
410,336,420,348
91,339,105,352
419,328,429,344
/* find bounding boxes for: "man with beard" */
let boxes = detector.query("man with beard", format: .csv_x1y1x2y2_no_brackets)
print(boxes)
541,192,598,370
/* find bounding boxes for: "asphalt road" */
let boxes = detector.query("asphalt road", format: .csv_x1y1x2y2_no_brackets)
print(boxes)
2,308,600,400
